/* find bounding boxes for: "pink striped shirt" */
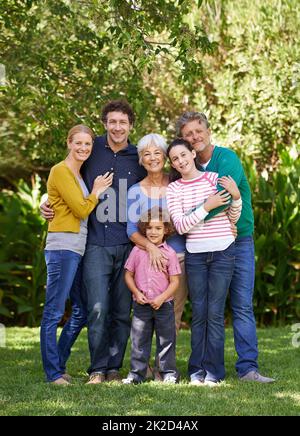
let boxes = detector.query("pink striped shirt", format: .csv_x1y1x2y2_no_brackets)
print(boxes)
166,172,242,253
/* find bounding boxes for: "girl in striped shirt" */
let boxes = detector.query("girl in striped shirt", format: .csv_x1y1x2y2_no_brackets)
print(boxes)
166,139,242,386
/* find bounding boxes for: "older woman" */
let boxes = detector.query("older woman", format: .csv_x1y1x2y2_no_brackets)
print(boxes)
127,133,188,334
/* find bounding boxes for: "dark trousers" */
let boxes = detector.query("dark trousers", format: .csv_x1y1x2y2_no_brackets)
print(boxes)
83,244,132,375
128,301,178,382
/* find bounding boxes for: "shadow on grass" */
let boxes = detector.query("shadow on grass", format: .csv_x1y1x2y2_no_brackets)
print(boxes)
2,380,300,416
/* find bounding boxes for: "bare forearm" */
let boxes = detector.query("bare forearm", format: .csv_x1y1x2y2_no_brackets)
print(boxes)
124,272,139,296
160,277,180,302
129,232,150,251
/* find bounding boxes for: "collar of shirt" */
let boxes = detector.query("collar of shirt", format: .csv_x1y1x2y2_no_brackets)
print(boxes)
103,134,136,155
157,241,169,250
199,145,216,170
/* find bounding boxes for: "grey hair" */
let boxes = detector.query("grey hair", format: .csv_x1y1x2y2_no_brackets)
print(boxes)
176,111,210,136
137,133,168,165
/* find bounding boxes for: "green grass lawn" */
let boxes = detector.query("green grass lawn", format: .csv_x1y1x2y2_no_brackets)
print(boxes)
0,326,299,416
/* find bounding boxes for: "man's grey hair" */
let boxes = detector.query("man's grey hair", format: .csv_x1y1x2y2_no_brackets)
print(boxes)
137,133,168,165
176,111,210,136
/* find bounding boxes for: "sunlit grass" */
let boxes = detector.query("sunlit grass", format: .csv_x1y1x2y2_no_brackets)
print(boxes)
0,326,299,416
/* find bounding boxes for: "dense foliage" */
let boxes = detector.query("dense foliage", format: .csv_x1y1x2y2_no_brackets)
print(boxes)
188,0,300,324
0,177,47,325
0,0,299,325
0,0,213,182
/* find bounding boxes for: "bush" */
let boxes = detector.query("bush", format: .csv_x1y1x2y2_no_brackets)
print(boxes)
0,175,47,326
249,151,300,325
0,165,298,326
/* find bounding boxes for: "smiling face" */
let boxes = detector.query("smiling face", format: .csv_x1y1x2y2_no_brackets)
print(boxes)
145,220,165,246
67,132,93,162
181,119,212,154
104,111,132,148
140,144,166,174
168,144,197,178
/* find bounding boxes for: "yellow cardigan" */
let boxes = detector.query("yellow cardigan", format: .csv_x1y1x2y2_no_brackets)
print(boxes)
47,161,98,233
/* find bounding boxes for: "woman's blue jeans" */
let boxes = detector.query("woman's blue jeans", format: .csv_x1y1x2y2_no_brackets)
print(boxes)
40,250,87,382
185,243,235,382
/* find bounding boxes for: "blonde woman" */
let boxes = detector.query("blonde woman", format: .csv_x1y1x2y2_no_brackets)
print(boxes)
40,125,113,385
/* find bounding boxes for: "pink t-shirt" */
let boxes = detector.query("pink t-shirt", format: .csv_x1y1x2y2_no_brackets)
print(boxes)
124,242,181,302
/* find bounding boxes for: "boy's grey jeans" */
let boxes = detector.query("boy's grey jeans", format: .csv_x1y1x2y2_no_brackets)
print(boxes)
128,300,178,382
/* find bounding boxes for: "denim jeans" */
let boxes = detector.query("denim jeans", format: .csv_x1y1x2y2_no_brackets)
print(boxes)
57,261,87,373
229,236,259,377
41,250,86,382
186,243,235,382
83,244,132,375
128,301,178,382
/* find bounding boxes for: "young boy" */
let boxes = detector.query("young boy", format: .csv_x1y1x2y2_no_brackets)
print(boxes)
123,207,181,384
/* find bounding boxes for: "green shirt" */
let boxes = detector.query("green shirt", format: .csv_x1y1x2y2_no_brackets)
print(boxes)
201,145,254,238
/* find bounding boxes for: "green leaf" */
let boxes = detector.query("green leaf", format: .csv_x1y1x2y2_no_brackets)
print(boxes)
17,304,33,315
0,305,13,318
262,265,277,277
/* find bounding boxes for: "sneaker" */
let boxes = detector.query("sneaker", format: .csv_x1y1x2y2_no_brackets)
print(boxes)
106,371,122,383
240,371,275,384
204,380,219,388
51,377,70,386
190,378,205,386
163,375,178,384
122,377,140,385
62,373,72,383
86,373,106,385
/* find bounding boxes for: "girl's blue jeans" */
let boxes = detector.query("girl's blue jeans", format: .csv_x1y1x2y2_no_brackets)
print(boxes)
185,243,235,382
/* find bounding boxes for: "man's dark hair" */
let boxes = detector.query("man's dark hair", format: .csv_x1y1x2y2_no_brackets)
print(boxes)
101,99,135,125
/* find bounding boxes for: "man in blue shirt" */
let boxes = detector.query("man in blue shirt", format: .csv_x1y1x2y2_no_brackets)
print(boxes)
82,100,146,383
41,100,146,384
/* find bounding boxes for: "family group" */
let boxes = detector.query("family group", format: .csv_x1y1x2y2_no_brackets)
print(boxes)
40,99,275,387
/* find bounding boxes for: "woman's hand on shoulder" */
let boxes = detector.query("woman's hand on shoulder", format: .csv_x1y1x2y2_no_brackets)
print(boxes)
146,242,169,273
92,172,114,198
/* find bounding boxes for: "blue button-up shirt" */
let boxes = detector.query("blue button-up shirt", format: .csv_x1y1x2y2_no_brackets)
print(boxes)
81,135,147,247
